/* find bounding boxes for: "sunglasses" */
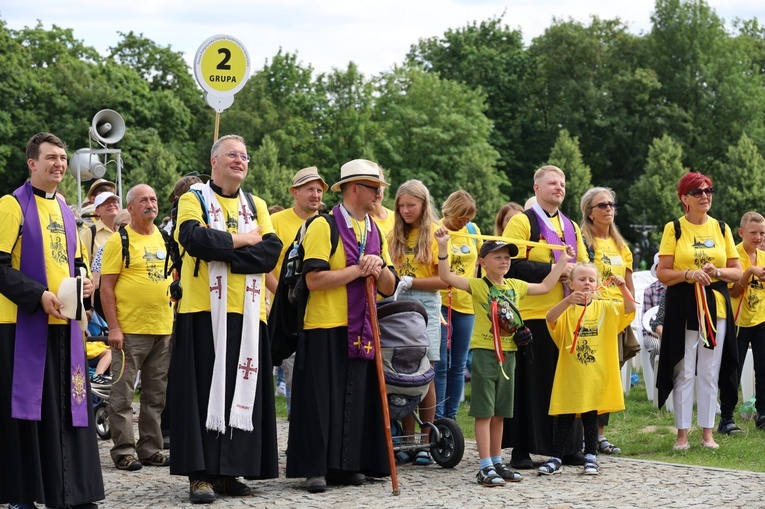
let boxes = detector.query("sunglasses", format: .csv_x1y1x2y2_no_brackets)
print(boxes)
356,182,382,195
594,201,617,210
687,187,715,198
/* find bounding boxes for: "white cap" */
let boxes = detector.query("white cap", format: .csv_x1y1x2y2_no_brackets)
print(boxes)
94,192,119,209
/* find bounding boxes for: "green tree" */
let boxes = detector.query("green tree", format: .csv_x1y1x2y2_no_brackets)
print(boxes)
244,135,294,209
407,16,530,195
372,65,505,229
628,135,688,255
546,130,592,221
712,133,765,225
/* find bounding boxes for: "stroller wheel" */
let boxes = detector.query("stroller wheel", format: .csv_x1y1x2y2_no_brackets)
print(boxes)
429,418,464,468
95,402,111,440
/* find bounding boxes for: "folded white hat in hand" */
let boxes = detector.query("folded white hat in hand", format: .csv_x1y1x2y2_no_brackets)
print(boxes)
57,267,88,332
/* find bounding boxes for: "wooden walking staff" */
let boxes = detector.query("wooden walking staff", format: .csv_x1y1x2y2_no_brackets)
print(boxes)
365,276,400,496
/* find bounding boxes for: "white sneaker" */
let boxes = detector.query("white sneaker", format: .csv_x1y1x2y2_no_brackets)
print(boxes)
275,382,287,396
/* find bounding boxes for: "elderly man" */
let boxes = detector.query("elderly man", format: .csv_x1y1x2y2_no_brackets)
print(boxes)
501,165,588,469
286,159,396,493
80,191,121,270
99,184,172,472
0,133,104,509
80,178,117,226
170,134,282,504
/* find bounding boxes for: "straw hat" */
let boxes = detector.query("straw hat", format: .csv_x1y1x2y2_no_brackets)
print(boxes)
330,159,389,192
57,267,88,332
86,179,116,201
290,166,328,192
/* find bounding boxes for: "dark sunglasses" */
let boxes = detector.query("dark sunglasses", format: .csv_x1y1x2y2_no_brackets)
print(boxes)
687,187,715,198
356,182,382,195
594,201,617,210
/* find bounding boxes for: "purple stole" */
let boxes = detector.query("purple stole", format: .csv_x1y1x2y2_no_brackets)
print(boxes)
530,203,578,263
334,204,381,361
12,182,88,427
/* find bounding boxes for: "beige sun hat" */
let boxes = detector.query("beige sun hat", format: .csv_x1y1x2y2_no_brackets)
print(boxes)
290,166,328,192
86,179,116,201
57,267,88,332
330,159,389,192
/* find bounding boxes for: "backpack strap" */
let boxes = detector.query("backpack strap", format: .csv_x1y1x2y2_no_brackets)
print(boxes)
582,237,595,263
90,224,97,259
119,225,130,268
465,221,478,249
522,209,541,260
673,217,726,241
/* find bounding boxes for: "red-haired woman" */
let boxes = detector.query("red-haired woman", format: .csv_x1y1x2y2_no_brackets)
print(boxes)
655,172,742,450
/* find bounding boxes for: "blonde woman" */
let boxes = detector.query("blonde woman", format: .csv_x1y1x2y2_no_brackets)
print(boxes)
388,180,446,465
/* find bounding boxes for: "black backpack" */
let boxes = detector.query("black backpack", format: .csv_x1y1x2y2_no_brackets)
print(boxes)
269,212,339,364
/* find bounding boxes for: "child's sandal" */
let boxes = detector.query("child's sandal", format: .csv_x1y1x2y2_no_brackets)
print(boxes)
537,458,562,475
598,438,621,454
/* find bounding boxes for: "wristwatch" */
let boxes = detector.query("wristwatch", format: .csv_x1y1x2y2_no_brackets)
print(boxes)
716,268,721,278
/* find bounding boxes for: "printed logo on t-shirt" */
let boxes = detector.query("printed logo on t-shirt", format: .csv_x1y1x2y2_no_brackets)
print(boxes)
47,213,68,265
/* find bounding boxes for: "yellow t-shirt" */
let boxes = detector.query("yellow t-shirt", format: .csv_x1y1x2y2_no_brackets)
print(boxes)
658,216,738,318
502,211,588,320
439,222,483,314
467,277,528,352
101,225,174,335
590,236,633,303
372,207,395,240
271,207,309,278
548,300,635,415
0,193,84,325
302,213,393,329
731,243,765,327
174,191,274,322
391,225,439,279
79,218,115,267
86,340,108,360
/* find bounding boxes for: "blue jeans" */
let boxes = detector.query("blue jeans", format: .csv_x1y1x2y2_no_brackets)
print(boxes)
435,307,475,419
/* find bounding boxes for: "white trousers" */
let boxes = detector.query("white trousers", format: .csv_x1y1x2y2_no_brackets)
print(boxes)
673,319,726,429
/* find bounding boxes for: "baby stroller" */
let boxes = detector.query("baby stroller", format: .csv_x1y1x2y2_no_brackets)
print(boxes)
87,313,112,440
378,300,464,468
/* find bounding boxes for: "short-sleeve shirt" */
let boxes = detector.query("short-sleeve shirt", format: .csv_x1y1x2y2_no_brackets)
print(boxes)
270,207,309,278
0,193,84,325
302,213,392,329
372,207,395,240
548,300,635,415
391,225,439,279
101,225,173,335
658,216,738,318
503,211,588,320
439,222,482,314
731,243,765,327
467,277,528,352
174,191,274,321
591,236,633,302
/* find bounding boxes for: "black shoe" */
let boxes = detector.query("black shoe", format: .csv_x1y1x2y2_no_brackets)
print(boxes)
306,476,327,493
211,476,251,496
756,414,765,430
562,451,586,466
189,480,216,504
717,418,743,435
510,450,533,469
326,470,366,486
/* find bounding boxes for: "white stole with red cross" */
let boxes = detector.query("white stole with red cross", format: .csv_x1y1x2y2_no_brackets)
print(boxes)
195,182,261,433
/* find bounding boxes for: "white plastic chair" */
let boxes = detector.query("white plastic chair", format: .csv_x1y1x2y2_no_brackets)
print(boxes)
741,347,755,403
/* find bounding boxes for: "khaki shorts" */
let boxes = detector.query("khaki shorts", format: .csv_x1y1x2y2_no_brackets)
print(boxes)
468,348,516,419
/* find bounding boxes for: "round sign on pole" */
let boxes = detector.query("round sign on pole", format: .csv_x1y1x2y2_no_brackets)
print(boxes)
194,35,251,112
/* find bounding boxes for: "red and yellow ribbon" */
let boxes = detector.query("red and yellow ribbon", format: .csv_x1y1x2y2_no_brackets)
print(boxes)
490,299,510,380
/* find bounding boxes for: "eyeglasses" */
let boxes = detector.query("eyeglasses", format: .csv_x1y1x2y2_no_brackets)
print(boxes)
356,182,382,195
594,201,617,210
687,187,715,198
217,151,251,162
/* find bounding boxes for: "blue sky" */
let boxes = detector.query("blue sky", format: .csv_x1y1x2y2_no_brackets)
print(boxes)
2,0,762,76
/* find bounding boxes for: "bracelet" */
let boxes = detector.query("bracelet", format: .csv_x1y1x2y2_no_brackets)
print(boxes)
438,255,448,260
692,270,698,281
110,327,121,332
684,269,691,281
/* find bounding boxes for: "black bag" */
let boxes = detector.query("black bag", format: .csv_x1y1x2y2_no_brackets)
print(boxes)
512,325,533,348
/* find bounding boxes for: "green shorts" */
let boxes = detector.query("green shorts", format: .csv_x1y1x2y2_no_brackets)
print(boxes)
468,348,516,419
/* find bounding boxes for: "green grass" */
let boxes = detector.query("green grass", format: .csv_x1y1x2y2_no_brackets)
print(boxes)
274,370,765,472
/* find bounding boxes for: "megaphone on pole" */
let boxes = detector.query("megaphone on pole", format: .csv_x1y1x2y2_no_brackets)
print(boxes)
69,151,107,180
89,109,125,145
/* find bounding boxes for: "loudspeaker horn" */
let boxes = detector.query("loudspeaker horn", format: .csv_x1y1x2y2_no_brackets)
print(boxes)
69,151,107,180
89,109,125,145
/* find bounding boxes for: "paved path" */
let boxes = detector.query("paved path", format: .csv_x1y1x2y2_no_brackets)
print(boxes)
96,417,765,508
